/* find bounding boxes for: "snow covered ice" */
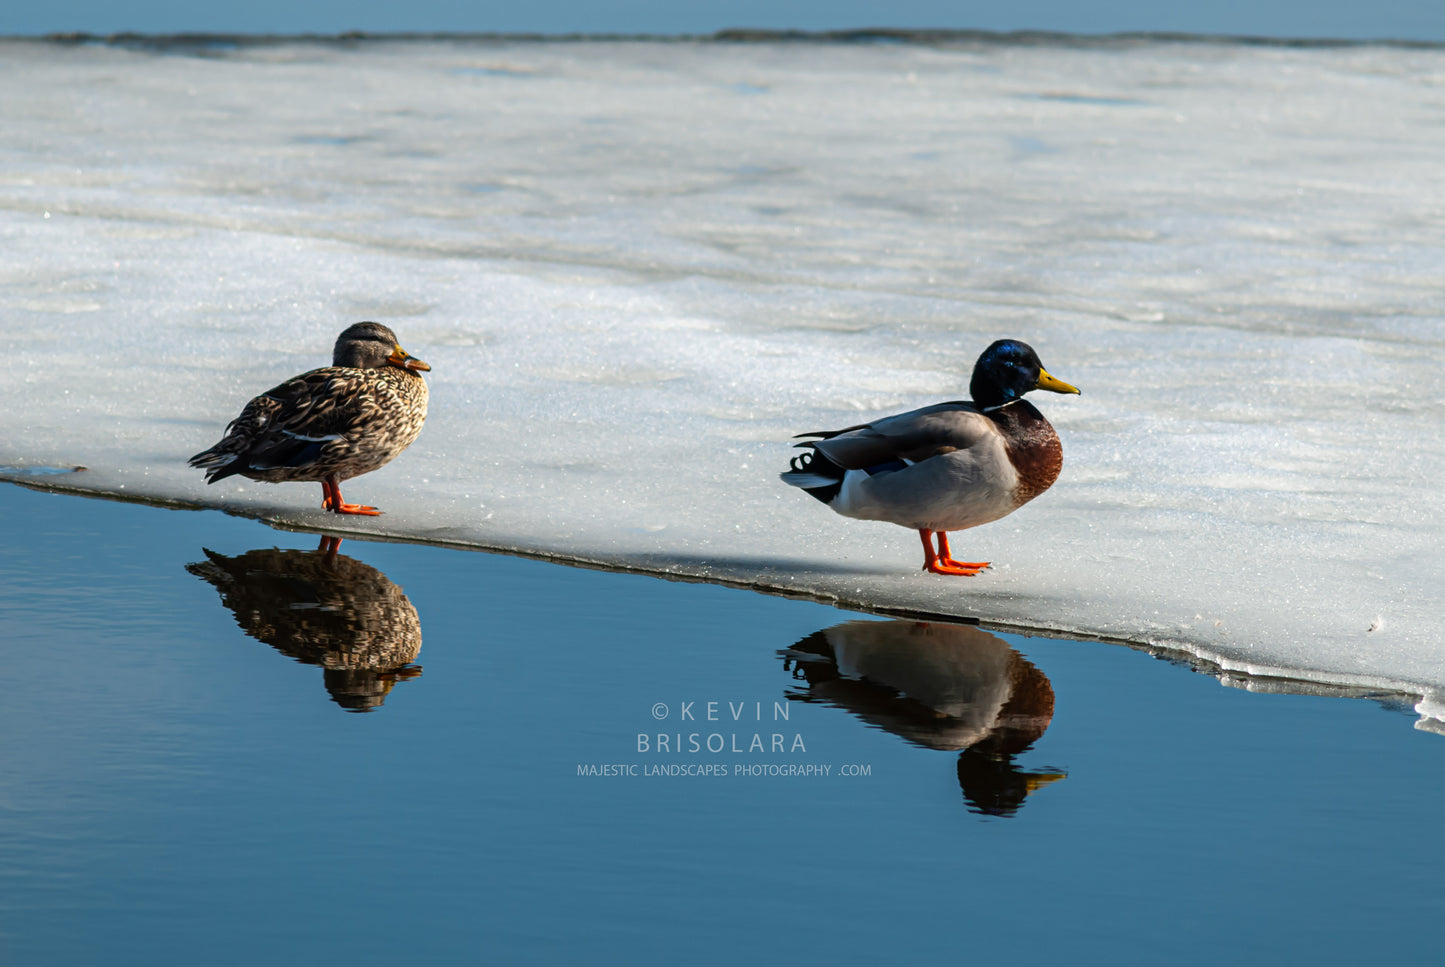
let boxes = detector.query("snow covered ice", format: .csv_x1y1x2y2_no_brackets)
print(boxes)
3,35,1444,726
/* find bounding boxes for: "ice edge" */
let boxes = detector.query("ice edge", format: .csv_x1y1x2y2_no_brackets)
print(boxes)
9,472,1438,732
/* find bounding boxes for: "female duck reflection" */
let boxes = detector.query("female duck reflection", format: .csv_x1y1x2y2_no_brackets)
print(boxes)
187,536,422,712
783,620,1065,817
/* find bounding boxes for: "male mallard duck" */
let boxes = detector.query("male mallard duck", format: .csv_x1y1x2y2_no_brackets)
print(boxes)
189,322,430,515
780,339,1079,575
785,619,1065,815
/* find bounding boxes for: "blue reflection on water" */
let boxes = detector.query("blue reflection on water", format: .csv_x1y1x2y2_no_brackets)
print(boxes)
0,482,1441,965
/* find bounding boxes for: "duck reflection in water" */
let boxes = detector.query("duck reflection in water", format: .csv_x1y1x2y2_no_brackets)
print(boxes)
783,619,1065,816
186,535,422,712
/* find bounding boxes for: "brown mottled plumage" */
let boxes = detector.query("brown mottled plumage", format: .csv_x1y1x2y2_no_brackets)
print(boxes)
189,322,430,515
780,339,1078,576
186,537,423,712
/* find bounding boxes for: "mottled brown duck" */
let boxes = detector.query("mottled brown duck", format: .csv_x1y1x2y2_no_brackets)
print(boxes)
189,322,429,515
186,538,422,711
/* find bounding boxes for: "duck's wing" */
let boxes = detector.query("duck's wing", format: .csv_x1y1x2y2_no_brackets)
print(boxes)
191,367,376,478
798,401,996,469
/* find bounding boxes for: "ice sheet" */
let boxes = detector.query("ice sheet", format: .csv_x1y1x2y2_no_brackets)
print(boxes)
3,36,1444,724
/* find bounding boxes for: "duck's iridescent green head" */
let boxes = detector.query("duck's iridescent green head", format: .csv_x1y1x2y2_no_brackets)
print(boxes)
333,322,430,374
969,339,1080,409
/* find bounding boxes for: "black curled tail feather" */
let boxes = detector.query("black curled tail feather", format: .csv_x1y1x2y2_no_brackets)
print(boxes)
779,446,845,505
200,461,245,485
189,445,244,484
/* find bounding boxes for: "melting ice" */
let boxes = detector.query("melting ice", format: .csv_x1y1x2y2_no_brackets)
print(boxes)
3,35,1444,725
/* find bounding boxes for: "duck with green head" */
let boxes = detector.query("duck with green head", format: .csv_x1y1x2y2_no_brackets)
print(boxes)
781,339,1080,575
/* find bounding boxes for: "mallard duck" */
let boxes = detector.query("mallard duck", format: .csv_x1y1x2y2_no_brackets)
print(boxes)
784,619,1065,815
186,537,423,712
781,339,1079,575
189,322,430,515
785,619,1059,753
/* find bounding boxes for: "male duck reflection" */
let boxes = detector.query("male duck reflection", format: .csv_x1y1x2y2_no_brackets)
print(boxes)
783,619,1065,817
186,536,423,711
782,339,1078,575
189,322,430,516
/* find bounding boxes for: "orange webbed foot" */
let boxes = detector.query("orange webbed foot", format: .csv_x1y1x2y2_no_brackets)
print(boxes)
329,502,382,516
936,532,990,572
924,560,988,577
920,529,990,577
321,478,383,516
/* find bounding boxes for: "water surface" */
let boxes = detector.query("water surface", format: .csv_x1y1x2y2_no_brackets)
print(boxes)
0,482,1440,964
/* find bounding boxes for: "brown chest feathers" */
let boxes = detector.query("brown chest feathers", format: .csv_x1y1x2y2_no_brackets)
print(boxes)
989,400,1064,507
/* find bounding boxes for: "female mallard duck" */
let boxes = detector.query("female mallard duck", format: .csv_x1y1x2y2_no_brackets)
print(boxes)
189,322,430,516
781,339,1079,576
186,539,423,712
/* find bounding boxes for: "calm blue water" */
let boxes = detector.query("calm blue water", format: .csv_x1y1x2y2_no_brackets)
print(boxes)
1,481,1441,964
12,0,1445,41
